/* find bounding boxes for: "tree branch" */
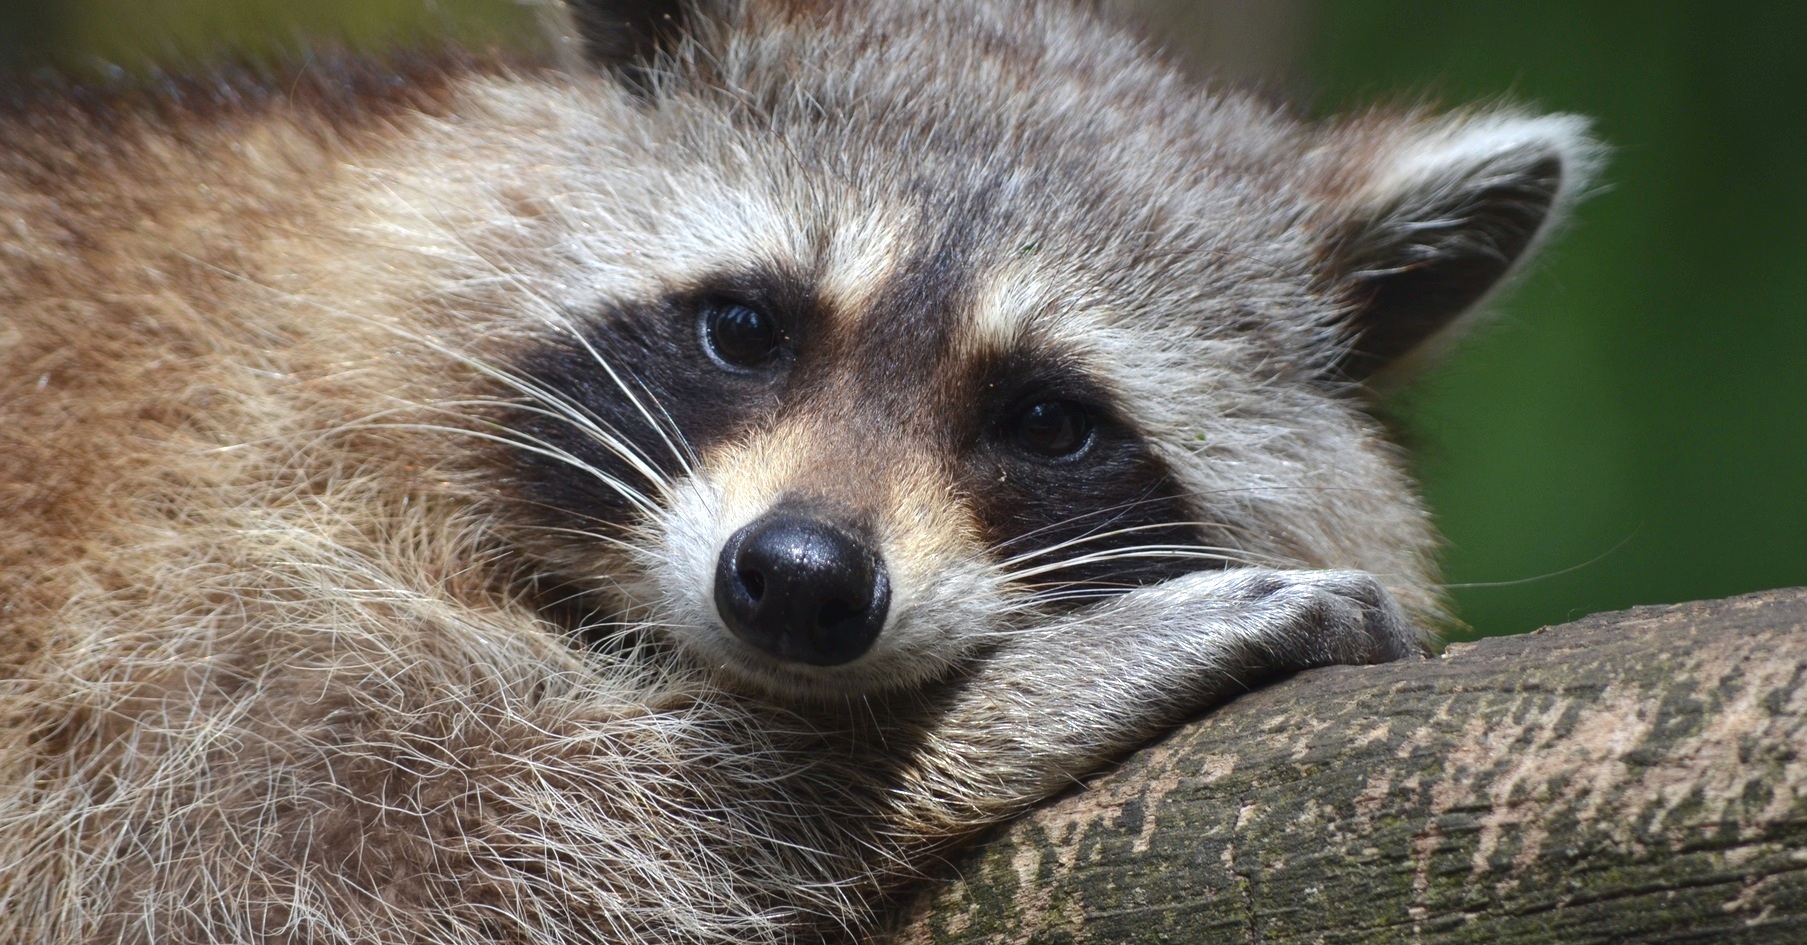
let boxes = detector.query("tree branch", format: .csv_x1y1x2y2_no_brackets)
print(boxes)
894,588,1807,943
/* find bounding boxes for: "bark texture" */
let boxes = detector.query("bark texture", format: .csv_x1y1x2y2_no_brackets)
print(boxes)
894,588,1807,944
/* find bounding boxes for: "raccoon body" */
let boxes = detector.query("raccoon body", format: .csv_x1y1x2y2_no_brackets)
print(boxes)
0,1,1594,942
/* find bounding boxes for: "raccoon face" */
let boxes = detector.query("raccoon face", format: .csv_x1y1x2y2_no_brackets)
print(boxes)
483,0,1596,700
507,256,1208,697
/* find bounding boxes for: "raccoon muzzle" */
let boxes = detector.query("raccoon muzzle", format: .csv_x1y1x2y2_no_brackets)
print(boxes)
713,510,891,666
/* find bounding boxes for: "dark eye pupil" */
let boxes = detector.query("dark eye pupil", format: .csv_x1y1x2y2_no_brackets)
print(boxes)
704,304,780,367
1013,401,1092,458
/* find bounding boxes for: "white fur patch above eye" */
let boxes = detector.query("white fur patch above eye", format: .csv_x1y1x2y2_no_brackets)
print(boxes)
818,204,916,319
960,260,1106,358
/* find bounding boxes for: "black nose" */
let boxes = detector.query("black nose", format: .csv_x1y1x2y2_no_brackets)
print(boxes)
713,512,890,666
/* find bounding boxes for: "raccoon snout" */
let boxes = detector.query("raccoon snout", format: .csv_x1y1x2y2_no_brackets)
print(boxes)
713,512,891,667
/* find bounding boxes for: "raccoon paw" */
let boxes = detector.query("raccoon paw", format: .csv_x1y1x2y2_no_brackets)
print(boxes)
1218,567,1421,668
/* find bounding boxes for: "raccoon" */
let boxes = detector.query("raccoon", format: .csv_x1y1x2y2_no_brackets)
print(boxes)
0,0,1595,942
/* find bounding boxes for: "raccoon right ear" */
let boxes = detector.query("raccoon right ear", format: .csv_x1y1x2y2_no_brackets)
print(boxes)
1318,112,1601,385
543,0,714,76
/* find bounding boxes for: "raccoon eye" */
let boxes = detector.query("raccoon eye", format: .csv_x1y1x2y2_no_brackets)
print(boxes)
701,302,783,369
1007,400,1095,460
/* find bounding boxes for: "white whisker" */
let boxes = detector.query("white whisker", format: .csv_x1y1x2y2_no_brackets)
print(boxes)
1001,544,1257,585
558,324,701,479
368,422,664,520
424,394,674,503
997,521,1281,573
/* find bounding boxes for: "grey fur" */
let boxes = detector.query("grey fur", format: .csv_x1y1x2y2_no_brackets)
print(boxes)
0,0,1594,942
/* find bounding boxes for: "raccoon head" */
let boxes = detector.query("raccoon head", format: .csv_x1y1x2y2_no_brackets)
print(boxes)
480,0,1598,700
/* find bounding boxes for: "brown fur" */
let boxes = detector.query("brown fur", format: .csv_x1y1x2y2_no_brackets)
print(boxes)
0,2,1594,941
1,56,471,662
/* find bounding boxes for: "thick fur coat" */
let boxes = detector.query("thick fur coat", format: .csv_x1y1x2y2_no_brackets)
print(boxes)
0,1,1593,941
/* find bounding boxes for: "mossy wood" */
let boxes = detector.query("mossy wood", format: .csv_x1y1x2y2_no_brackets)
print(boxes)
895,589,1807,943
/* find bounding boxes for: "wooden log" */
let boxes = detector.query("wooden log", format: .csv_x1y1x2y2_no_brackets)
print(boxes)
893,589,1807,943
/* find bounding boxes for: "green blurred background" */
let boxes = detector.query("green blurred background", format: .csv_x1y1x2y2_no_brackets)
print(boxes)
2,1,1801,640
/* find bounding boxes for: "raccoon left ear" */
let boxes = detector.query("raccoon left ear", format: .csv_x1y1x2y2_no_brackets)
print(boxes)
1320,113,1600,383
544,0,713,75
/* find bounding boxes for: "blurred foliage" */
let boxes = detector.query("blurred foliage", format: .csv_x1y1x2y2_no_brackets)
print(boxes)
1308,1,1807,637
1,1,1800,639
0,0,539,70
